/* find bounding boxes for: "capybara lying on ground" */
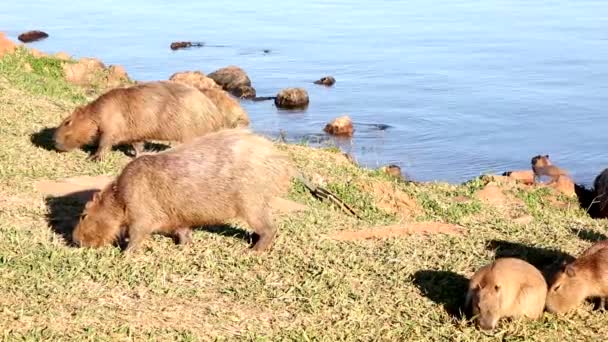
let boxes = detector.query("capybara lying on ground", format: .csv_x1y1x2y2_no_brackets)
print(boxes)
465,258,547,330
53,81,249,161
72,128,295,252
545,241,608,313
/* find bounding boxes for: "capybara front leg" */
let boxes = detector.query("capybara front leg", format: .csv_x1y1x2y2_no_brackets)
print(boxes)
124,224,149,253
131,141,145,158
247,209,277,252
90,134,113,162
174,227,193,245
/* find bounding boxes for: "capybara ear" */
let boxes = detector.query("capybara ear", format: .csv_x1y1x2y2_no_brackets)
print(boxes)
565,264,576,277
494,284,500,292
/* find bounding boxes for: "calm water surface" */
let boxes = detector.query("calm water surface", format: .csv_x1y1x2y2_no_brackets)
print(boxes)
2,0,607,184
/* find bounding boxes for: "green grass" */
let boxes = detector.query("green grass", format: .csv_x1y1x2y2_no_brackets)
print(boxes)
1,50,608,340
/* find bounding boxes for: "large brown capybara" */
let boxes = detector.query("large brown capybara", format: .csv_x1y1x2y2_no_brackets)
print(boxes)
72,128,296,253
54,81,249,161
545,241,608,314
465,258,547,330
199,88,250,127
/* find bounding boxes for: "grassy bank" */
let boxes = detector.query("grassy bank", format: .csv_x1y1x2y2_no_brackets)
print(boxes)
0,49,607,341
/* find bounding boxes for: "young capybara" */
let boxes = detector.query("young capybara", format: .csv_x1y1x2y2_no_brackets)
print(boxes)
72,128,295,253
53,81,249,161
531,155,569,185
465,258,547,330
545,241,608,314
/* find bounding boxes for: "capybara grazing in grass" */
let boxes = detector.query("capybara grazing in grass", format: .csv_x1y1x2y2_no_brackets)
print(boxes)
545,241,608,314
465,258,547,330
72,128,295,252
54,81,248,161
531,155,569,185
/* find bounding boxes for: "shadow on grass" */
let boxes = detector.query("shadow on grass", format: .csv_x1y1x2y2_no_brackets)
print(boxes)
486,239,575,281
570,227,608,243
30,126,171,157
44,189,99,246
195,224,257,246
412,270,469,319
574,184,602,219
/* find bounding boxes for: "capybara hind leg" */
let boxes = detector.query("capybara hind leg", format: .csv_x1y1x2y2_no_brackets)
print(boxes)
174,227,193,245
90,134,113,162
246,208,277,252
131,141,145,157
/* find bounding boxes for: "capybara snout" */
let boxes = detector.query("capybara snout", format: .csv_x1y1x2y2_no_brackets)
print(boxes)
53,107,98,152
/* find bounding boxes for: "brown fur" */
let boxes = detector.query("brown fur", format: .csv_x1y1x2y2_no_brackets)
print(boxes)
465,258,547,330
18,30,48,43
54,81,246,161
199,88,250,127
531,155,568,185
314,76,336,86
72,128,296,253
275,88,310,109
593,168,608,217
546,241,608,314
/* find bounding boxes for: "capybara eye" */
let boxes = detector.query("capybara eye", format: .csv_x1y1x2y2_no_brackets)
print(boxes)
80,213,87,220
65,119,72,126
553,284,561,292
494,285,500,291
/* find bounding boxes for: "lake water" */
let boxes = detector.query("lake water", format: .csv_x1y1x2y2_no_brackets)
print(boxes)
2,0,607,184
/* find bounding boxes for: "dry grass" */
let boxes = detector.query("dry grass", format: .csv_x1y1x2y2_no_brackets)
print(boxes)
1,50,607,341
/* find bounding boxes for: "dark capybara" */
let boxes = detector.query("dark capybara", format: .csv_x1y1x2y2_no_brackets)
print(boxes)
545,241,608,314
170,41,204,50
531,155,569,185
72,128,296,253
465,258,547,330
18,30,49,43
314,76,336,86
53,81,249,161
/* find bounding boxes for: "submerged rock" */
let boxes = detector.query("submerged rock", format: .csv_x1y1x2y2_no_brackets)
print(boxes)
324,115,353,136
275,87,309,109
207,66,255,98
18,30,49,43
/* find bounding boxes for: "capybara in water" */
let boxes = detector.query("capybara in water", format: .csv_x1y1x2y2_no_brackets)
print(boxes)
531,155,569,185
18,30,49,43
170,41,204,50
72,128,295,252
54,81,248,161
324,115,354,136
314,76,336,86
275,88,310,109
545,241,608,314
465,258,547,330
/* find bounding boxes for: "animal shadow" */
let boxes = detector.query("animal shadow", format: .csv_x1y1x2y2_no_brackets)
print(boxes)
30,127,58,151
195,224,257,245
570,227,607,243
486,239,575,281
412,270,469,318
44,189,99,246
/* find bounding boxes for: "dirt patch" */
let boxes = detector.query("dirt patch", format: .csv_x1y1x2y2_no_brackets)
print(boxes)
0,32,16,57
331,222,463,241
360,181,422,219
475,182,523,208
34,175,114,197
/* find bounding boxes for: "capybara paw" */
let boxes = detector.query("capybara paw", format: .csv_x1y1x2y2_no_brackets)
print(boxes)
88,153,105,162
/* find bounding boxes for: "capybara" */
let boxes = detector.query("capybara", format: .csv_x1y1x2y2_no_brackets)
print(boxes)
18,30,48,43
465,258,547,330
545,241,608,313
324,115,354,136
170,41,204,50
275,88,310,109
54,81,248,161
380,164,402,179
199,88,250,127
72,128,295,252
531,155,569,185
593,168,608,217
314,76,336,86
207,66,252,90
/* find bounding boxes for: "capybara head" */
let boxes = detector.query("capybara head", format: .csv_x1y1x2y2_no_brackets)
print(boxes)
531,155,551,168
545,263,588,314
54,106,99,152
470,280,503,330
72,185,124,248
